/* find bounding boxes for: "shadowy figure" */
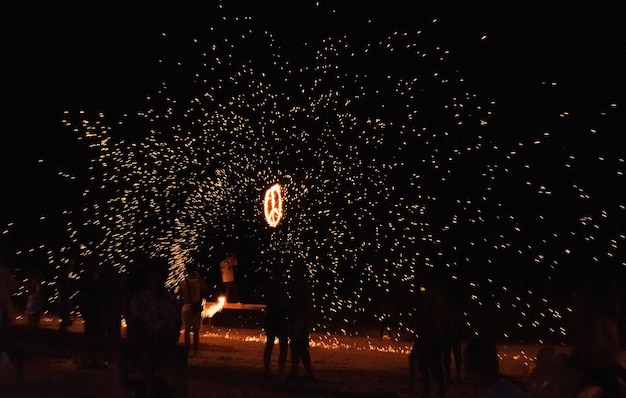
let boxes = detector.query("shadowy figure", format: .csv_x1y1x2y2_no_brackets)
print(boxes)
525,347,586,398
98,262,122,342
57,257,76,332
119,257,182,398
525,346,557,394
78,257,110,368
0,249,18,327
120,257,149,330
409,283,446,398
260,267,289,382
379,291,398,340
287,261,314,382
464,336,529,398
25,268,44,328
0,248,23,383
442,284,464,383
79,257,102,337
570,272,621,398
179,262,208,356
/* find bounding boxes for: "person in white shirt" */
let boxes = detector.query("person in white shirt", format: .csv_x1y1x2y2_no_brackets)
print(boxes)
220,253,239,303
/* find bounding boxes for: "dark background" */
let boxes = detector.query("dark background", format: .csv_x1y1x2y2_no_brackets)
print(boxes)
2,1,625,230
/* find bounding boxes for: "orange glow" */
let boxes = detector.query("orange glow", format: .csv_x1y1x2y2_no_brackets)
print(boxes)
263,183,283,227
203,296,226,318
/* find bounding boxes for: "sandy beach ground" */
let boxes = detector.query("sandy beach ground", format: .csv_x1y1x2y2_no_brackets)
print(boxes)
0,315,623,398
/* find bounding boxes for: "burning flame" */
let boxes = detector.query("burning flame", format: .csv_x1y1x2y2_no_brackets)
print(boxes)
203,296,226,318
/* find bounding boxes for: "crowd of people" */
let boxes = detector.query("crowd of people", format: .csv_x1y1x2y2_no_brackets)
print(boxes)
407,272,625,398
0,249,317,395
1,245,625,397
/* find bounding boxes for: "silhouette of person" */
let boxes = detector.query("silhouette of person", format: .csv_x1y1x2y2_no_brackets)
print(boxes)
379,291,397,340
120,257,182,398
120,256,149,330
260,267,289,381
287,261,314,382
409,283,446,398
57,257,76,332
79,257,102,336
179,262,208,356
524,347,586,398
442,284,464,383
220,252,239,303
25,268,44,328
464,336,529,398
98,262,122,341
0,248,22,382
78,257,111,368
0,249,18,327
570,272,621,398
126,258,181,347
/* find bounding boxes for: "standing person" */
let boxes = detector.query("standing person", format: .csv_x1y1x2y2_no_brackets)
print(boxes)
570,273,621,398
57,258,76,332
120,257,182,398
409,283,446,398
79,258,101,336
25,268,44,328
260,268,289,382
220,252,239,303
179,263,208,357
443,285,464,384
78,257,106,368
287,261,314,382
379,290,397,340
98,262,122,341
0,249,18,327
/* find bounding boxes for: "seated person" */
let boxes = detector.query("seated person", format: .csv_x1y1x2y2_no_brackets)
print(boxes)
464,336,529,398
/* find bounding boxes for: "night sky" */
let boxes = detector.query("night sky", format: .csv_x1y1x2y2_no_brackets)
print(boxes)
1,1,626,342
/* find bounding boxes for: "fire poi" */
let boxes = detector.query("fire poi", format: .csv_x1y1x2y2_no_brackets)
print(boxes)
263,183,283,228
